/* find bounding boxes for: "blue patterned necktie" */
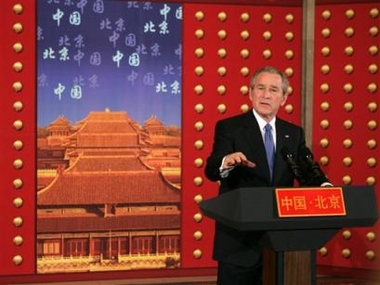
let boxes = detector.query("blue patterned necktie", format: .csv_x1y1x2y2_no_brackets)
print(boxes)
264,124,275,180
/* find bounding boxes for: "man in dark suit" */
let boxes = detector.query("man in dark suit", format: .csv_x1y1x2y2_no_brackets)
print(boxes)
204,66,331,285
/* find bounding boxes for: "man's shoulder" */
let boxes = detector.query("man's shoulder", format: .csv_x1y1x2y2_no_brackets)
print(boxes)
276,117,302,130
217,111,253,125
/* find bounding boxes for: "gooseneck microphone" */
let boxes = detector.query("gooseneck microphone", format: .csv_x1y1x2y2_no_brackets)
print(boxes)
299,146,332,186
281,147,307,186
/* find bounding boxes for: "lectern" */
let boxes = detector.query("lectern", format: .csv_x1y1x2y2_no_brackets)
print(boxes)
200,186,379,285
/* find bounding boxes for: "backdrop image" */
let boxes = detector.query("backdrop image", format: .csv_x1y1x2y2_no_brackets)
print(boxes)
36,0,182,274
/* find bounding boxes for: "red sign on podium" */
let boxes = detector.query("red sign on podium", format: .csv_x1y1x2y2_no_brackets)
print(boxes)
275,187,347,217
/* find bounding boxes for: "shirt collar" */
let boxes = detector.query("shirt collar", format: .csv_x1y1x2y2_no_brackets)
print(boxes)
252,109,276,131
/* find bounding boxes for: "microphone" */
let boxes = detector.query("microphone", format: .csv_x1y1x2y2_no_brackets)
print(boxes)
299,147,332,186
281,147,307,186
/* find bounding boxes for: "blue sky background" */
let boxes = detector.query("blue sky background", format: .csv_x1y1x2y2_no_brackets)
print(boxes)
37,0,182,128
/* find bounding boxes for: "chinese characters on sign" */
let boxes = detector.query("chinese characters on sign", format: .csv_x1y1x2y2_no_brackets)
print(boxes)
38,0,182,127
275,187,347,217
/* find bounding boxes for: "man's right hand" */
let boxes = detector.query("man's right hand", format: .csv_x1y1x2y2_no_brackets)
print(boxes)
222,152,256,169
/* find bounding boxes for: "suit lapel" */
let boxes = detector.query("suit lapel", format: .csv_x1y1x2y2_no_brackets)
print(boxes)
273,119,292,184
241,112,271,183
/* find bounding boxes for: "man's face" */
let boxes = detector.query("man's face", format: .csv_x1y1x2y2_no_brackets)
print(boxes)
249,72,288,122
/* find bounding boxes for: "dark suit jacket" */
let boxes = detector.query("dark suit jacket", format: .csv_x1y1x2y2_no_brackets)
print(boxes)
204,111,308,267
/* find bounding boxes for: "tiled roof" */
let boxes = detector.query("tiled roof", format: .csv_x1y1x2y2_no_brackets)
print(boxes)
69,156,147,172
37,171,180,206
67,111,143,147
37,212,180,233
48,115,72,127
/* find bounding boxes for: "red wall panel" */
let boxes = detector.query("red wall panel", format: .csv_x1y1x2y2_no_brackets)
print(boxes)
181,2,302,268
313,3,379,271
0,0,36,276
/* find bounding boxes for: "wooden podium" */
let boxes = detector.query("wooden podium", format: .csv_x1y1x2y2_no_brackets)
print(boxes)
200,186,378,285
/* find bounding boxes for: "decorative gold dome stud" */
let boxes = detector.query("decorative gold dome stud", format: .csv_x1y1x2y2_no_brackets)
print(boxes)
319,247,328,256
195,11,204,21
240,30,250,40
344,101,354,112
263,13,272,23
194,121,204,131
217,104,227,114
284,104,293,114
367,139,377,149
285,14,294,23
13,62,23,72
194,104,204,113
321,64,330,74
193,249,202,259
342,157,352,167
321,10,331,20
320,120,329,129
344,64,354,74
218,48,227,58
194,66,204,76
368,102,377,112
13,217,23,227
369,26,379,37
344,46,354,56
13,159,23,169
263,49,272,59
320,102,330,111
218,30,227,40
342,230,352,239
13,4,23,14
194,194,203,204
195,29,204,39
240,12,250,23
342,248,352,258
13,101,24,112
194,158,204,168
263,31,272,41
342,175,352,185
366,231,376,242
320,83,329,93
240,104,249,113
369,8,379,18
345,9,355,19
194,85,203,95
343,120,353,130
320,156,329,165
13,23,23,33
13,235,23,246
13,255,23,266
321,28,331,38
195,48,204,58
13,140,23,150
368,64,378,74
343,138,353,148
285,31,294,41
320,138,329,148
218,12,227,22
193,213,203,222
13,42,23,53
13,81,23,92
13,178,23,189
194,140,204,150
344,27,355,37
366,250,375,260
217,85,226,95
193,231,203,240
321,47,330,56
366,176,376,185
240,67,249,77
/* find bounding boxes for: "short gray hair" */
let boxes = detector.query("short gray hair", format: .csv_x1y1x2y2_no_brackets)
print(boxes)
250,66,289,95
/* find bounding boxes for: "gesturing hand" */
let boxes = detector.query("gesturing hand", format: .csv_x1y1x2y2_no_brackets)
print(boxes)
223,152,256,169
